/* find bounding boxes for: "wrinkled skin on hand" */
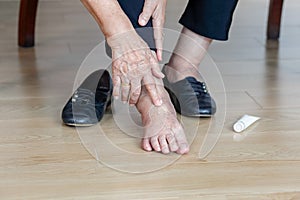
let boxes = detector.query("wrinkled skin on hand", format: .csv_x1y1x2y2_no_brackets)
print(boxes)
107,31,164,106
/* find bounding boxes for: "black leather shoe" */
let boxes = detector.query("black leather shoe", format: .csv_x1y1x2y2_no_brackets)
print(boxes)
162,67,216,117
62,69,112,126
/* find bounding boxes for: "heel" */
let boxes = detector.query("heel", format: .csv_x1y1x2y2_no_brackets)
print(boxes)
164,87,182,114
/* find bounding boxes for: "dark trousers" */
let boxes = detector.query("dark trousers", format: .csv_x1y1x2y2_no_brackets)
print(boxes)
117,0,238,43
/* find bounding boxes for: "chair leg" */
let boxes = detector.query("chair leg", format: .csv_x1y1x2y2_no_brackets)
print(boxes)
267,0,284,40
18,0,39,47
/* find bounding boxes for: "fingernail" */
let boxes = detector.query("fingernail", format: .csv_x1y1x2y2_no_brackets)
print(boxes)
122,101,127,104
140,19,146,26
114,96,119,100
129,104,134,107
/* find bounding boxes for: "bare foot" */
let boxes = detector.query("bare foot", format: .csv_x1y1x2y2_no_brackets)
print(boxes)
136,84,189,154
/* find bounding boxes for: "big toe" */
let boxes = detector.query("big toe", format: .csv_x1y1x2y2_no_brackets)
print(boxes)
176,143,189,154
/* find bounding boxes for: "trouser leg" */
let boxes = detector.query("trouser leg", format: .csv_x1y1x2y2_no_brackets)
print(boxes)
179,0,239,41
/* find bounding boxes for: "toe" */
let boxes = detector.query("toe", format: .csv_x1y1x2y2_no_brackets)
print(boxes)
172,124,189,155
142,138,152,152
176,143,189,154
150,136,161,152
166,134,179,152
158,135,170,154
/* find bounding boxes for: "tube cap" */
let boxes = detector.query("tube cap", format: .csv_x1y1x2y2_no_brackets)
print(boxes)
233,122,245,133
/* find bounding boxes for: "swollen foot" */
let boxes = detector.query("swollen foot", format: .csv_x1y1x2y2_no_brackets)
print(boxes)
136,88,189,154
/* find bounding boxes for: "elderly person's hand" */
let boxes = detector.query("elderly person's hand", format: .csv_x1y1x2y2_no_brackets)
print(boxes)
138,0,167,61
81,0,165,106
107,30,164,106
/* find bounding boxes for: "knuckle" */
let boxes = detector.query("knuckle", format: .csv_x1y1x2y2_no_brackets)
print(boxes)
143,12,151,18
141,12,151,20
113,79,119,85
154,19,164,27
145,85,155,91
132,91,140,97
166,134,174,141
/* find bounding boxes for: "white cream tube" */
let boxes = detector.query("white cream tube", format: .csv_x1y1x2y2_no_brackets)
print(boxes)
233,115,260,133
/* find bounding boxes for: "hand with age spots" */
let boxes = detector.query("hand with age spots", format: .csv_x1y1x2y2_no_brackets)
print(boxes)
107,31,165,106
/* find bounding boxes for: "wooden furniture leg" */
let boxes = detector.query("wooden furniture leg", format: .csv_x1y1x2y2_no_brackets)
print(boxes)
18,0,39,47
267,0,284,40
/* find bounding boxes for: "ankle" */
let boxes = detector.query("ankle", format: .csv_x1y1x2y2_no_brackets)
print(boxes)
164,64,201,83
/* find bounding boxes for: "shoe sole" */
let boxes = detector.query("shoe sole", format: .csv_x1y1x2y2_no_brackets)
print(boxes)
180,112,213,118
64,123,96,127
63,102,112,127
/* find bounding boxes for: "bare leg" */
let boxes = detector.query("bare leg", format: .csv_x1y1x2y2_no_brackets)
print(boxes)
136,79,189,154
165,27,212,83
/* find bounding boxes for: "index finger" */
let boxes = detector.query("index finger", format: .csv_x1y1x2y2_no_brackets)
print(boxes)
143,74,162,106
152,1,166,61
153,25,164,61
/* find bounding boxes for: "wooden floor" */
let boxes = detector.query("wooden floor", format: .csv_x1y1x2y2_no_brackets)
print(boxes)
1,0,300,199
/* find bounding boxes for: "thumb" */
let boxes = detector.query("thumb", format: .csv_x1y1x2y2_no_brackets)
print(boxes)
138,0,156,26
